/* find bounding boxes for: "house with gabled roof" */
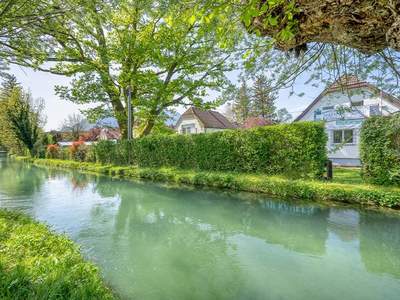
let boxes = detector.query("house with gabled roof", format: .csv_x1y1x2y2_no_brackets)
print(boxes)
296,75,400,166
175,107,237,134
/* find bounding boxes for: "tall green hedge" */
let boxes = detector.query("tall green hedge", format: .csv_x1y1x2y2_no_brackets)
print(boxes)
93,122,327,178
360,114,400,185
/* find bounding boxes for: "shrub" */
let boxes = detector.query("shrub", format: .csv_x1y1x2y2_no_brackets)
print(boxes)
69,141,88,162
93,122,327,178
360,114,400,185
45,144,60,159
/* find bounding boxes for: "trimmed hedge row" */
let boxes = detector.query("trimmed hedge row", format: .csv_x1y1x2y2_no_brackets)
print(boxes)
93,122,327,178
360,114,400,185
30,159,400,208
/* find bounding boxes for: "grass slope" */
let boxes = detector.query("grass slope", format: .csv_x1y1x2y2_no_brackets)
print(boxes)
0,209,116,300
22,157,400,209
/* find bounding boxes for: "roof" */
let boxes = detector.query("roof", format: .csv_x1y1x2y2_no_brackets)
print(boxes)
80,127,121,141
242,117,274,129
295,75,400,121
179,107,236,129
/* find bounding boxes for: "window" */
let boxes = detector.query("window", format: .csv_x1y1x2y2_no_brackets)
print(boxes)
369,105,381,116
351,100,364,107
181,124,196,134
333,129,354,144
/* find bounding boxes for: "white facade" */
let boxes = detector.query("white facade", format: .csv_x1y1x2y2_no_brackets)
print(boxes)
297,87,399,166
175,107,235,134
177,117,205,134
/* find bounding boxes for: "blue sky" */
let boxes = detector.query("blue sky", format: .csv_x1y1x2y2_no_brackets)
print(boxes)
9,64,323,131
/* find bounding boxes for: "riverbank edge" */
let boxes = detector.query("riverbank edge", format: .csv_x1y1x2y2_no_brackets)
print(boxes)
0,209,116,299
15,156,400,209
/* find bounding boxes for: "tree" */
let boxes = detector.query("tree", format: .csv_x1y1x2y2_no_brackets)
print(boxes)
0,87,44,155
0,74,19,99
251,75,277,120
3,0,241,138
0,0,62,78
275,108,292,123
247,0,400,54
0,76,24,153
60,113,89,141
232,80,252,123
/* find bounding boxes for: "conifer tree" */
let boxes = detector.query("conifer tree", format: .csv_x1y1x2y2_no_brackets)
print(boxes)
251,75,277,121
232,79,252,124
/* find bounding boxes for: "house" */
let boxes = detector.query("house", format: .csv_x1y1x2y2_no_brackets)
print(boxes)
242,117,274,129
175,107,237,134
80,127,121,142
295,75,400,166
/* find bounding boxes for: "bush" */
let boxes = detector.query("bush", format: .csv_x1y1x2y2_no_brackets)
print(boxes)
360,114,400,185
45,144,60,159
93,122,327,178
69,141,88,162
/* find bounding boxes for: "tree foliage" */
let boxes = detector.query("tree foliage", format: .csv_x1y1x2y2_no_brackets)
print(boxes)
251,74,277,120
0,77,45,155
3,0,242,137
232,80,251,123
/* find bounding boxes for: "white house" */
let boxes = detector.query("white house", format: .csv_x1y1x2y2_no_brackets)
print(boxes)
175,107,237,134
296,75,400,166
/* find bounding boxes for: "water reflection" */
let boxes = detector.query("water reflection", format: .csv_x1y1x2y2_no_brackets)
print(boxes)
360,212,400,279
0,159,46,197
0,159,400,299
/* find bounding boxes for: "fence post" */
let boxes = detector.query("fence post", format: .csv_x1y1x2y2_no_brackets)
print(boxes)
326,160,333,180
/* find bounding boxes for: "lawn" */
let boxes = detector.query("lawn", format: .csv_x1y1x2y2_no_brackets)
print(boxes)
332,167,364,185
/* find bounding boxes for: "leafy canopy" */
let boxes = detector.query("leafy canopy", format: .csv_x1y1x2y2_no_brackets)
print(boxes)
4,0,243,137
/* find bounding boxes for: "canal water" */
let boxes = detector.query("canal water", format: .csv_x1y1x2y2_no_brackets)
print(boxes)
0,158,399,300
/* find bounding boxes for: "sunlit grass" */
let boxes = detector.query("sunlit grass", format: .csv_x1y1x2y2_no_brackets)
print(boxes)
332,167,364,185
0,209,116,300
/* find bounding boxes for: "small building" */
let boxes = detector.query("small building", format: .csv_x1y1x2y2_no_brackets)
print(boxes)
295,75,400,166
175,107,236,134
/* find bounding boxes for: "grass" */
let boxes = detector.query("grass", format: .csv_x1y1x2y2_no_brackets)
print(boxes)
0,209,116,300
17,157,400,209
332,167,364,185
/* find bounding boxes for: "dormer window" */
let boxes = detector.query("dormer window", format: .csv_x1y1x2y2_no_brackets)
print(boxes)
351,101,364,107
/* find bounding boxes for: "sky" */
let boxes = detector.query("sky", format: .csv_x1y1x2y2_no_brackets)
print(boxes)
8,64,323,131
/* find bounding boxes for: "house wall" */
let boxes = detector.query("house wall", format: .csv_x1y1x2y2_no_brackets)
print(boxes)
298,87,399,166
204,128,226,133
176,115,205,134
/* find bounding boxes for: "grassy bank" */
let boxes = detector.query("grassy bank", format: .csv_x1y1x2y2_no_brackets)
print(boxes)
18,157,400,209
0,209,115,300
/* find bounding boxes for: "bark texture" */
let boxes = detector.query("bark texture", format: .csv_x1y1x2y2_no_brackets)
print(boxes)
251,0,400,53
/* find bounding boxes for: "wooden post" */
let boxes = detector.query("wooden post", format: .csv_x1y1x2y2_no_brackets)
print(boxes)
326,160,333,180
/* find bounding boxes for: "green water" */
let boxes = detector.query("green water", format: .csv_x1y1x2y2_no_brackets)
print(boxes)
0,158,400,300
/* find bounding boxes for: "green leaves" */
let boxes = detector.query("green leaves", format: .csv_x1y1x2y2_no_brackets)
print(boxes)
93,121,327,178
361,115,400,186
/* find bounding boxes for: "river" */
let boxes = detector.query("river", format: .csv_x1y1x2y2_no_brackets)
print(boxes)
0,157,399,300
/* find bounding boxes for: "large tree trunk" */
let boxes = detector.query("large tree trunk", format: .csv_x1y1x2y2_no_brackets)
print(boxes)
139,119,155,137
250,0,400,54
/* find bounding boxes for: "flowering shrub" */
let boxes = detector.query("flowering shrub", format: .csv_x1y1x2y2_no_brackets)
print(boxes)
45,144,60,159
69,141,87,162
